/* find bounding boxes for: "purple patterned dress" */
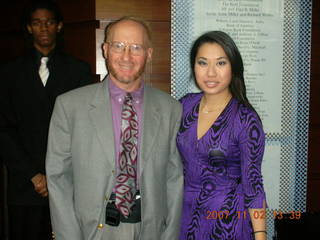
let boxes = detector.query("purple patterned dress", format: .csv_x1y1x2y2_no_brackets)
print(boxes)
177,93,266,240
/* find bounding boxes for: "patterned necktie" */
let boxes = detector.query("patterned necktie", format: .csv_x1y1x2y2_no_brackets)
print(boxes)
39,57,49,86
115,93,138,217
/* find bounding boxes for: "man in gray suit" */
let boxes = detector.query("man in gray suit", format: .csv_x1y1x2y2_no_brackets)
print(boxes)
46,16,183,240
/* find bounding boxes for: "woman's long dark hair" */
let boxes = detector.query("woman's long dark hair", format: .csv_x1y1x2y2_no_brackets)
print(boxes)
190,31,256,112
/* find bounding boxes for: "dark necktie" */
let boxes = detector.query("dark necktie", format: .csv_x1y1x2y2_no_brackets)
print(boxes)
115,93,138,217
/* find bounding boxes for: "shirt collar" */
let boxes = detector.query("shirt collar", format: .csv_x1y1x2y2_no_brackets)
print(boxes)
33,48,55,66
108,76,144,105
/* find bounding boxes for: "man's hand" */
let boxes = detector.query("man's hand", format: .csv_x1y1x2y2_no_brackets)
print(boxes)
31,173,48,197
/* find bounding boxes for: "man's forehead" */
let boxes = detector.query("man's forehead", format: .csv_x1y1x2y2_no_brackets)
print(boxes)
31,9,56,19
117,22,141,32
109,21,146,40
31,17,56,20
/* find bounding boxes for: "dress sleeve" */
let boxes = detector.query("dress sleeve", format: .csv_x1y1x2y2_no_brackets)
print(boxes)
238,108,267,209
179,93,190,104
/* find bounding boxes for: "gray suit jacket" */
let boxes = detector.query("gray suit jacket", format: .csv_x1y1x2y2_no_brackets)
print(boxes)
46,79,183,240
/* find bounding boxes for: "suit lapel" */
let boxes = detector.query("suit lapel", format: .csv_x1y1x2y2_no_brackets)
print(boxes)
22,55,50,105
45,52,68,95
140,87,160,172
89,80,115,168
45,52,62,91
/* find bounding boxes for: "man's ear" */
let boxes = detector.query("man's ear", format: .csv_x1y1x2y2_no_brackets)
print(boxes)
146,47,153,63
27,24,32,34
57,22,63,32
102,42,109,59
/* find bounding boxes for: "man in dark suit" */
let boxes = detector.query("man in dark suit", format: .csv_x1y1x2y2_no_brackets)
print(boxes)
0,1,92,239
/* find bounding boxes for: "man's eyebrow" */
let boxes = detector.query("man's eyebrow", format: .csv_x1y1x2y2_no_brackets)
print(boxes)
31,18,56,21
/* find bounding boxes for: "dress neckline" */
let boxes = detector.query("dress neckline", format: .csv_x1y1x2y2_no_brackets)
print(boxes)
196,94,234,141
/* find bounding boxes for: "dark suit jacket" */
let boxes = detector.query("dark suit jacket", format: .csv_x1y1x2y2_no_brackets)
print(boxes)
0,49,92,205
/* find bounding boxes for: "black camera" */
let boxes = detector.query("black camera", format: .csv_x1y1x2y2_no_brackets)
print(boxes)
105,201,121,226
105,192,141,226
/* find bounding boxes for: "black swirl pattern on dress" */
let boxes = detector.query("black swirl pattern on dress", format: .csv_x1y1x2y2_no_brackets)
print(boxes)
210,189,243,240
179,94,200,134
238,106,265,209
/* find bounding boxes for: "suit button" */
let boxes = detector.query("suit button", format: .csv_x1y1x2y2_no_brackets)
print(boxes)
98,223,104,229
112,170,115,174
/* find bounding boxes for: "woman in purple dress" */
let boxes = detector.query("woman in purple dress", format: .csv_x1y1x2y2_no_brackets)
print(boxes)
177,31,267,240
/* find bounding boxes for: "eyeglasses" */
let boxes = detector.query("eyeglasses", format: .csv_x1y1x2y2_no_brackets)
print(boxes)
107,41,145,56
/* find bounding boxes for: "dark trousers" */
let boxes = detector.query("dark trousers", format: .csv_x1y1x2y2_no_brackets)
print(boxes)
8,205,51,240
